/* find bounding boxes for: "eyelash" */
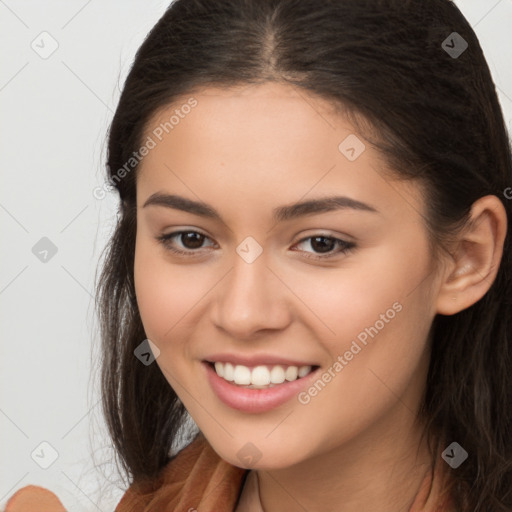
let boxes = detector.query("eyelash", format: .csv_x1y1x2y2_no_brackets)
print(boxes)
155,230,356,260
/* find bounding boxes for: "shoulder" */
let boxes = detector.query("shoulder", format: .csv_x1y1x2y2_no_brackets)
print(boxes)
115,432,248,512
2,436,247,512
4,485,66,512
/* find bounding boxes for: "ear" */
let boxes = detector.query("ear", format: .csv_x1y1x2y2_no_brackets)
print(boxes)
436,195,508,316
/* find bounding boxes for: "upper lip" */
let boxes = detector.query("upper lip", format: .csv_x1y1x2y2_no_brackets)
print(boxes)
204,353,318,368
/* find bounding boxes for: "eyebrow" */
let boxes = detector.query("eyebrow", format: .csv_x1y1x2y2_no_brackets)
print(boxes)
142,192,379,222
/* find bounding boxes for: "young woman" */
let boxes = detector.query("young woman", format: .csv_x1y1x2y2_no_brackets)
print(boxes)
97,0,512,510
7,1,510,511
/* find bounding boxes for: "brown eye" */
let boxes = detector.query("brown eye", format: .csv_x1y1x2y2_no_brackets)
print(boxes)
155,231,356,260
179,232,206,249
292,235,356,260
156,230,215,256
309,236,336,253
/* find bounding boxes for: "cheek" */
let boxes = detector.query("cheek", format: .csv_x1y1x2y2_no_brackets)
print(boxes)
290,244,433,430
280,250,408,351
285,241,433,388
133,238,207,349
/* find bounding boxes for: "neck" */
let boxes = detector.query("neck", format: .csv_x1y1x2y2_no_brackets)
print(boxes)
255,405,435,512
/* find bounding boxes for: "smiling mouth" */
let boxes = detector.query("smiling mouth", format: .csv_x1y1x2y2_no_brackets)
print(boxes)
206,361,320,389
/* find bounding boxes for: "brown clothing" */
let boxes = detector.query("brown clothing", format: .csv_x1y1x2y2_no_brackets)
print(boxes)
5,433,455,512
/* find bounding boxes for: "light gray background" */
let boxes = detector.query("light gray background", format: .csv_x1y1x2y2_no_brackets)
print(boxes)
1,1,511,510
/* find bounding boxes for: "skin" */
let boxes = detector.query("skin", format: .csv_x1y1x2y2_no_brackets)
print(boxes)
133,82,507,512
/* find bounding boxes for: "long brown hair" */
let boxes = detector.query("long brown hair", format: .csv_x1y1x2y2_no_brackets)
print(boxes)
95,1,512,509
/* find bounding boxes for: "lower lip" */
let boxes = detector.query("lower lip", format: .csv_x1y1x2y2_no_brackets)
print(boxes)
202,361,320,413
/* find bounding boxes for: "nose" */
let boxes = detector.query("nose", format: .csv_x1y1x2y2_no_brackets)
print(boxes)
211,251,292,339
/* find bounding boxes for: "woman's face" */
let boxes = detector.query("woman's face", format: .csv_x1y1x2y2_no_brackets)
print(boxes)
133,82,444,469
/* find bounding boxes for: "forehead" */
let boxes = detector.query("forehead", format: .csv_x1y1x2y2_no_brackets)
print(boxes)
136,82,425,222
142,81,350,152
146,82,345,150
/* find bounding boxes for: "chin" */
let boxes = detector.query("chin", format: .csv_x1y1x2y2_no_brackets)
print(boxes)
215,443,303,471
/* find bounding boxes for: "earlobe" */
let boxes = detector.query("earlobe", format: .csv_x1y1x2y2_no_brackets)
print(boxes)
435,195,508,316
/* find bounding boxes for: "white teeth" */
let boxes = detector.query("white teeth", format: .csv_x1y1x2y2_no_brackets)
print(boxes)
269,365,285,384
233,365,251,385
212,362,313,386
298,366,311,378
214,361,224,377
285,366,298,381
251,366,271,386
223,362,235,381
